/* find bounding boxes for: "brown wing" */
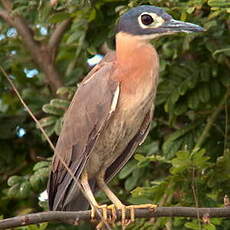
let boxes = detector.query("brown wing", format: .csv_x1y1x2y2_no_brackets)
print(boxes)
48,53,119,211
105,106,153,183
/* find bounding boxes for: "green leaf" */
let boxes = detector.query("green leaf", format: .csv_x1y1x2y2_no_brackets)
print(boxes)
192,148,210,169
174,103,187,115
204,223,216,230
54,118,63,135
39,116,57,127
124,171,139,191
185,221,200,230
170,150,191,174
128,196,152,205
30,168,48,193
7,176,22,186
118,160,137,179
33,161,50,171
42,104,64,116
28,223,48,230
187,91,199,109
200,64,211,82
134,154,146,162
220,74,230,87
208,0,230,8
210,80,221,98
163,123,200,157
56,86,76,99
50,99,70,110
19,182,32,199
8,184,21,199
43,125,55,138
198,85,210,103
187,7,195,14
49,12,71,23
67,31,84,44
36,167,49,178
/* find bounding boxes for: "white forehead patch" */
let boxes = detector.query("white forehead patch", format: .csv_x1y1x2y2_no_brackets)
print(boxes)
138,12,165,29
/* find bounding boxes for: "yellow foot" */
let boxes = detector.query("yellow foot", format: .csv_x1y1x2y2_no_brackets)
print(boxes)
115,204,130,229
116,204,157,229
91,204,108,221
90,205,118,229
127,204,157,223
107,204,117,224
91,203,157,229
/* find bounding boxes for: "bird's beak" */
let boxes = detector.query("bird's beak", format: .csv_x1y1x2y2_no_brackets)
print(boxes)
162,19,204,33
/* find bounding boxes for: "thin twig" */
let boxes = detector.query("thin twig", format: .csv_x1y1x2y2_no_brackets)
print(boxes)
195,89,230,148
191,167,201,229
224,96,229,152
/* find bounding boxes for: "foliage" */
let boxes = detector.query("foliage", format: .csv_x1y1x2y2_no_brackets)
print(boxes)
0,0,229,229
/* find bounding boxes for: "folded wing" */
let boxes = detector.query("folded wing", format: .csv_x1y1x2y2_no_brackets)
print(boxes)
48,54,120,211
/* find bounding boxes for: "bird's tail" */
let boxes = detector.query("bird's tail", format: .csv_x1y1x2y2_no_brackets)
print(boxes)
48,173,96,211
63,179,96,211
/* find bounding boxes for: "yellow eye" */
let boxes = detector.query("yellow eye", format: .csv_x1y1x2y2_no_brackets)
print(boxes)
141,14,154,25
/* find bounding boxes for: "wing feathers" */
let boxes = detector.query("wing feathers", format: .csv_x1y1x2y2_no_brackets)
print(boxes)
105,108,153,183
48,54,120,211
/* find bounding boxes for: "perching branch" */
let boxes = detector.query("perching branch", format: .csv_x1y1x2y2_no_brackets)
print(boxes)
0,207,230,229
0,0,70,93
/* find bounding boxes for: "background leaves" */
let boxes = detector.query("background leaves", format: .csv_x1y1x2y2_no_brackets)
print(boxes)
0,0,229,229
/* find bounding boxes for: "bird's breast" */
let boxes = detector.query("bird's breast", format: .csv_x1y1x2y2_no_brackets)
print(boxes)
86,40,159,177
86,79,155,177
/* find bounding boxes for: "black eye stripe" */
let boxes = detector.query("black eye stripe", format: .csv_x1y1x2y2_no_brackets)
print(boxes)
141,14,154,25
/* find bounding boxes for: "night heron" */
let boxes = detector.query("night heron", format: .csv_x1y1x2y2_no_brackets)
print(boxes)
48,4,203,228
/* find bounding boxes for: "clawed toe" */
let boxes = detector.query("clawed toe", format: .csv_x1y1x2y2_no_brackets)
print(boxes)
91,203,157,229
127,204,157,222
118,204,157,229
90,204,118,229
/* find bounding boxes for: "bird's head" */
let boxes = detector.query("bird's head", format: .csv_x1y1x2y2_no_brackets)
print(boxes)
117,5,204,40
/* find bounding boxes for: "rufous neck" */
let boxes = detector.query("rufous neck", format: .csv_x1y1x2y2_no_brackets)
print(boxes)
115,32,155,68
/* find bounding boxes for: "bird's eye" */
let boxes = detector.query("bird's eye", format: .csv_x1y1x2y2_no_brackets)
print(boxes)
141,14,154,25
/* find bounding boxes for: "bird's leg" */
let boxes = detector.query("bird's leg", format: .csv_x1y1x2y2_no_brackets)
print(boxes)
80,170,106,221
96,171,128,227
96,171,157,227
80,170,99,219
80,170,111,229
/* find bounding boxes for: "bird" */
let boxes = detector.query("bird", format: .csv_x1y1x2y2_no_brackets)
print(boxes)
47,4,204,227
